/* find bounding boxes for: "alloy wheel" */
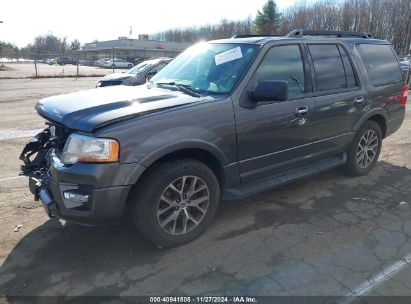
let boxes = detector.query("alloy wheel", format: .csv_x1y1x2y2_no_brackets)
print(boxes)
157,175,209,235
356,129,379,169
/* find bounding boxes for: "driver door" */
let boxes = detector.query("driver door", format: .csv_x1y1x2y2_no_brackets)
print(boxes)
233,43,316,183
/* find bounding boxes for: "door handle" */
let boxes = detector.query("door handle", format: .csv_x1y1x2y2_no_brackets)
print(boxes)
294,106,309,117
354,96,365,104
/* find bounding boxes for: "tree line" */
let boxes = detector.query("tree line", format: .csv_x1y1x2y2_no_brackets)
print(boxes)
150,18,254,42
0,34,80,58
280,0,411,55
151,0,411,56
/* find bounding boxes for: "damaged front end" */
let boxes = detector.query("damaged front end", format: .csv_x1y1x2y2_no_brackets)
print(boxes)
19,123,70,217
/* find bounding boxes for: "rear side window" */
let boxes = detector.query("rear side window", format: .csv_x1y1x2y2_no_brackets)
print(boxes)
338,45,357,88
151,62,167,74
308,44,349,91
356,44,403,86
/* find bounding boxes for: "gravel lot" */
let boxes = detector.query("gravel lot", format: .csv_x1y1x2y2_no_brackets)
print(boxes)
0,63,127,78
0,78,411,301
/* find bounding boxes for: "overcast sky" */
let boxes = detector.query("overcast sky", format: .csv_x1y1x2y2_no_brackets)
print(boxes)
0,0,297,47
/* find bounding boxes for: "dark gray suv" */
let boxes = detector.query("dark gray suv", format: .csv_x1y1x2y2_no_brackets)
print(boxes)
20,30,408,247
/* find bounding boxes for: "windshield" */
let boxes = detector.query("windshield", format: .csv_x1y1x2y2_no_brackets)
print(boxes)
150,43,258,95
128,61,156,74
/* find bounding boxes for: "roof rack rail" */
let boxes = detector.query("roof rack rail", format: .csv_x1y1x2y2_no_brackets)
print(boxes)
287,29,373,39
231,34,284,39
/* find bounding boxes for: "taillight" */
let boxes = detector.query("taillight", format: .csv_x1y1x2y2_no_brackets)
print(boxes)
401,85,409,106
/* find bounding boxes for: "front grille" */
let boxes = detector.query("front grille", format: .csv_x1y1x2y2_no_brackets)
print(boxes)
46,121,70,152
20,120,73,175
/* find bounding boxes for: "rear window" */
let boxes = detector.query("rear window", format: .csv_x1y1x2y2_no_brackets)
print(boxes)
356,44,403,86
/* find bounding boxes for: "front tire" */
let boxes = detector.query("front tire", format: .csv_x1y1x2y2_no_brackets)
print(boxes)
346,120,382,176
130,159,220,247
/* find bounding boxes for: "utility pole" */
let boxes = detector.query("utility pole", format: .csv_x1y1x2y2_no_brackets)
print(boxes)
112,48,115,74
0,21,4,67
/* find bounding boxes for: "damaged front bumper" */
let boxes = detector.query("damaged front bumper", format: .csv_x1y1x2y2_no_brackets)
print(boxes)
19,127,139,225
20,127,60,218
29,175,58,218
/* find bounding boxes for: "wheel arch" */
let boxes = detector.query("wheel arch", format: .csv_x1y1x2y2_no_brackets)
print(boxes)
368,114,387,138
126,141,229,191
354,109,388,138
148,148,225,188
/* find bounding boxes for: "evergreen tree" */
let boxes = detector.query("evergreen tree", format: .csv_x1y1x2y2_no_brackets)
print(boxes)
253,0,282,35
70,39,81,51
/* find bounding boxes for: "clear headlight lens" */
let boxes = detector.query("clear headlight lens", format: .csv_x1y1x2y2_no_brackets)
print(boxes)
61,134,119,165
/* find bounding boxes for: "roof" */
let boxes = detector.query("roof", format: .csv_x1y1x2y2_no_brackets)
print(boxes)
142,57,173,65
210,36,388,46
210,36,291,45
209,29,388,46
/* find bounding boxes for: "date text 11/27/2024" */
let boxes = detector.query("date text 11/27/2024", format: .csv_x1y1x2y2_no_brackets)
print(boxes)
149,296,258,303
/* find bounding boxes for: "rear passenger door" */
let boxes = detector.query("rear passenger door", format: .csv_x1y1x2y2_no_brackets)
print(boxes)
307,43,366,158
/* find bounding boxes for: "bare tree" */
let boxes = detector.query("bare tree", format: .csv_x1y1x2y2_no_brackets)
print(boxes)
281,0,411,55
152,0,411,55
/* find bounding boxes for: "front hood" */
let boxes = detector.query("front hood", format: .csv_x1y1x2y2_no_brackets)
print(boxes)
101,73,133,82
36,85,204,132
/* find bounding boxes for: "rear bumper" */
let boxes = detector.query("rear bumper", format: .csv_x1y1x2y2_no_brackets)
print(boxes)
27,149,141,225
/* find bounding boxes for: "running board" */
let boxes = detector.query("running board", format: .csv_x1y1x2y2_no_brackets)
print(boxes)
222,153,347,200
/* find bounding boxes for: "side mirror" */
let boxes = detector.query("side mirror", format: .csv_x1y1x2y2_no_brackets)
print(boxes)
248,80,288,102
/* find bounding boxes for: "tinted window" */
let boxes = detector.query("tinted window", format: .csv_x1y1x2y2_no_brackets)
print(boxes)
356,44,403,86
253,45,306,99
308,44,346,91
150,62,167,74
338,45,357,88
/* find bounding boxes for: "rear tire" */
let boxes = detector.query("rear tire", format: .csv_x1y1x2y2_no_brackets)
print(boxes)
346,120,382,176
130,159,220,247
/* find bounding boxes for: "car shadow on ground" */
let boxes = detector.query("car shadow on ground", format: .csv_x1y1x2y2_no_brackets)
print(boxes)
1,161,411,296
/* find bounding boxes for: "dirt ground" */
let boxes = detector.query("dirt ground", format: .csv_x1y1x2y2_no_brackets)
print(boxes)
0,78,411,301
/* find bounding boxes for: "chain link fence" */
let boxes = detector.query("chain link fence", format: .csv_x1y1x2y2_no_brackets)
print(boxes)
0,50,153,78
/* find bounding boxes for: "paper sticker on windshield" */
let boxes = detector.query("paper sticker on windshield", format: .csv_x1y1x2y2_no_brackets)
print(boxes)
215,47,243,66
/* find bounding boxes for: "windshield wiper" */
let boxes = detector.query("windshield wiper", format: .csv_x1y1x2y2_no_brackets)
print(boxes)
155,82,201,97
